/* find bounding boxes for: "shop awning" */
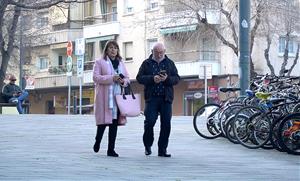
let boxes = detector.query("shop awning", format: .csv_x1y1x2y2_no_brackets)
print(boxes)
159,24,197,35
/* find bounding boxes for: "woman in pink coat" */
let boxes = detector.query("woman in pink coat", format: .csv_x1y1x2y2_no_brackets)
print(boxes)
93,40,130,157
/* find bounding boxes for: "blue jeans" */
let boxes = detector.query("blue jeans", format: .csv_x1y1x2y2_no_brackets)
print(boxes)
9,91,29,114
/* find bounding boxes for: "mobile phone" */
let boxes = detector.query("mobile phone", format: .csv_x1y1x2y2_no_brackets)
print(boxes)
159,70,167,76
119,73,125,79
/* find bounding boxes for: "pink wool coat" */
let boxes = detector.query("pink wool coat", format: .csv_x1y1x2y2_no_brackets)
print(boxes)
93,57,130,126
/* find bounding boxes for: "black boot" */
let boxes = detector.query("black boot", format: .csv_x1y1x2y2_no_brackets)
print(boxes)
107,150,119,157
145,146,152,156
158,148,171,157
93,125,105,153
93,141,100,153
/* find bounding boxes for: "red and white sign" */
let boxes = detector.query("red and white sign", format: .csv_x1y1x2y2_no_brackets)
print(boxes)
25,76,35,90
66,41,73,56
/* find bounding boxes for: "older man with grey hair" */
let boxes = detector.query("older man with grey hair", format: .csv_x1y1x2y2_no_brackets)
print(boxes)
136,42,180,157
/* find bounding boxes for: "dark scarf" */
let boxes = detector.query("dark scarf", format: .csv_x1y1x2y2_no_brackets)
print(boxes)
110,59,119,71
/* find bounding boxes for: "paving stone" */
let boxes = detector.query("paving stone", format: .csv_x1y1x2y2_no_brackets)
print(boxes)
0,115,299,181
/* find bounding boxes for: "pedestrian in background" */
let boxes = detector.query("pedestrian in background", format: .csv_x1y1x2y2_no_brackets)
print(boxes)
136,42,180,157
2,75,29,114
92,40,130,157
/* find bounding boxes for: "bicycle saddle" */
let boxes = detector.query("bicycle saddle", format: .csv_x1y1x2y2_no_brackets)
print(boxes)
268,98,286,105
255,92,272,100
219,87,241,93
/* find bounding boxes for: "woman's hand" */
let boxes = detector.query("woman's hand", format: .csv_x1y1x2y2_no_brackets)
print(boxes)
113,75,121,82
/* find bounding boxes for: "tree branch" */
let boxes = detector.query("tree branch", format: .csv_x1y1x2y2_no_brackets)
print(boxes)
220,8,238,46
196,12,238,55
9,0,92,10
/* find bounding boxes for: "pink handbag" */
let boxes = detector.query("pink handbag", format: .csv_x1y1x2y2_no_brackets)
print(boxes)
115,85,141,117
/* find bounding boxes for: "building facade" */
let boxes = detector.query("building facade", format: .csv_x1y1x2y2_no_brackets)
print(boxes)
23,0,299,115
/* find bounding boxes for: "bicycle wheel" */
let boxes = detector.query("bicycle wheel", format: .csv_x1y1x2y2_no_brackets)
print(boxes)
224,114,244,144
193,103,222,139
270,113,286,152
219,103,243,137
277,113,300,155
233,106,272,149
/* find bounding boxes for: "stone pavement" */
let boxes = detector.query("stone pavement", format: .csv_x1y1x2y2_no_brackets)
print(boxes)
0,115,299,181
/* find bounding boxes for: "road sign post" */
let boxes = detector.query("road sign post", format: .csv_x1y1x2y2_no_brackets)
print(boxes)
75,38,85,115
66,41,73,115
199,64,212,104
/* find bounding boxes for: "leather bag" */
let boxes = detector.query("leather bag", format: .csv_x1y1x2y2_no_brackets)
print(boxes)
115,85,141,117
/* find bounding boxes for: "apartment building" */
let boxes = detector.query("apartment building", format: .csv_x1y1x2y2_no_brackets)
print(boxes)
24,0,299,115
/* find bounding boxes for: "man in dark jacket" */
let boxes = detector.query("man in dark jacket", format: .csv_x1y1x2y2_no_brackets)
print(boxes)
2,75,29,114
136,42,180,157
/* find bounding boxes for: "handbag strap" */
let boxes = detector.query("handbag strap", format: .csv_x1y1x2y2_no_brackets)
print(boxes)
120,84,136,100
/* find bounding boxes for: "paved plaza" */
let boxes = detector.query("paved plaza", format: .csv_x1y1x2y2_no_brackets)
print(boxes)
0,115,299,181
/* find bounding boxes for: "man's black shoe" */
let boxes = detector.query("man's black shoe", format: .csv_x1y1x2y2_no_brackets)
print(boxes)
107,150,119,157
93,141,100,153
158,152,171,157
145,146,152,155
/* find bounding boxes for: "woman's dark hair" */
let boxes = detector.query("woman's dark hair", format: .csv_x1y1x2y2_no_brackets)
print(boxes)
102,40,122,60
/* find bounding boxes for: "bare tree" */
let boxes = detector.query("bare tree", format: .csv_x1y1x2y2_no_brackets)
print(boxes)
259,0,300,76
146,0,266,77
0,0,90,91
147,0,300,77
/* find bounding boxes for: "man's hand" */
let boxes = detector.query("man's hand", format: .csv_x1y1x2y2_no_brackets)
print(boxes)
154,75,162,84
159,74,168,82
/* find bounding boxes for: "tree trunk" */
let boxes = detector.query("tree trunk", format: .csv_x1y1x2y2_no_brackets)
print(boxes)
264,35,275,75
0,5,21,91
279,32,290,76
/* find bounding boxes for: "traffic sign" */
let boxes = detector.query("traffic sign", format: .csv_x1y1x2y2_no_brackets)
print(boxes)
75,38,85,56
25,76,35,90
66,56,73,76
199,64,212,79
77,55,84,77
67,41,73,56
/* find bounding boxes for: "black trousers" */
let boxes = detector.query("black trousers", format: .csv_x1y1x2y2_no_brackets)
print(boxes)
143,96,172,153
95,119,118,151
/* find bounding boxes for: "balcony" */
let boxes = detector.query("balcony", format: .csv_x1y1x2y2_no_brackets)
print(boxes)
29,29,83,46
48,29,83,44
166,50,221,78
83,12,120,39
34,74,80,89
158,9,220,30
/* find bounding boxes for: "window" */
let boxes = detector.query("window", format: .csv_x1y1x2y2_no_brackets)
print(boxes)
124,42,133,61
279,36,295,55
58,55,63,66
147,39,158,55
112,6,117,21
148,0,159,10
84,0,94,17
36,15,48,28
85,42,95,62
124,0,134,14
37,57,48,70
202,37,217,61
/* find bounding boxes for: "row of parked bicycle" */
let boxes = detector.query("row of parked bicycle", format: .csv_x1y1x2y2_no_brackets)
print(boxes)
193,74,300,155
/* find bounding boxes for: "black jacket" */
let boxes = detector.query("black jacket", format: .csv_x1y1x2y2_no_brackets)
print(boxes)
2,83,22,102
136,55,180,103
